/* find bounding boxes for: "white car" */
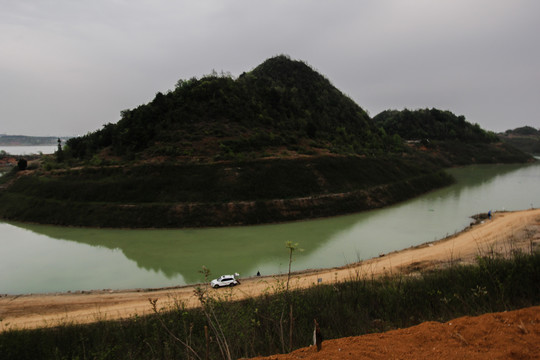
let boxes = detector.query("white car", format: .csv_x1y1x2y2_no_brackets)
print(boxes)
210,273,240,288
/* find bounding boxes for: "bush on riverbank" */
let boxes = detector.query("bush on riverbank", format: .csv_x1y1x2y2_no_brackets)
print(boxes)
1,250,539,360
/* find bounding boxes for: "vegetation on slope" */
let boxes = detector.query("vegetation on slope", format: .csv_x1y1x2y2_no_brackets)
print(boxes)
66,55,397,162
0,156,452,227
374,108,532,165
499,126,540,155
373,108,498,143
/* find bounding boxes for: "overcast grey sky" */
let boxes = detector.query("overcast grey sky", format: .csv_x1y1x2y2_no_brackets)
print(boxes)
1,0,539,136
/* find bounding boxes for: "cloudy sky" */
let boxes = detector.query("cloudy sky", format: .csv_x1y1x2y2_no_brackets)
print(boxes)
1,0,539,136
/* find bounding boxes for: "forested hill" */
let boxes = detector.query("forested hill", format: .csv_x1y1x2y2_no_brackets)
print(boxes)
499,126,540,155
66,55,394,162
373,108,498,143
372,108,531,164
504,126,540,136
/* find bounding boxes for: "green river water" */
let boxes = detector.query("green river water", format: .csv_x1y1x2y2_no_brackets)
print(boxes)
1,162,539,294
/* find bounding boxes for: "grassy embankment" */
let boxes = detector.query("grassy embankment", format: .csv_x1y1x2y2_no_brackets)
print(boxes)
0,155,453,228
1,249,539,359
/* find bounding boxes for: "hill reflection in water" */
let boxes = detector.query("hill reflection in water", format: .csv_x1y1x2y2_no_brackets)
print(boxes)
12,214,362,286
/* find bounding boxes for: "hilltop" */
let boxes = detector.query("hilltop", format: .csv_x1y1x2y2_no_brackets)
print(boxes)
0,56,532,228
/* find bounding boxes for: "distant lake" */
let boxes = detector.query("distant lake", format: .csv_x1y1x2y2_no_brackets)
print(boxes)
0,145,57,155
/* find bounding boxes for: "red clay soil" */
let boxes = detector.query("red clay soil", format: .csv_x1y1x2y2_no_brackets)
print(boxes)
247,306,540,360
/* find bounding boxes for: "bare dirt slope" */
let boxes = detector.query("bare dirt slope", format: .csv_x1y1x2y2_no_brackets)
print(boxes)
246,306,540,360
1,209,539,332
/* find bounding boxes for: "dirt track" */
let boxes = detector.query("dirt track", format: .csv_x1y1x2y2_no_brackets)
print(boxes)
1,209,539,332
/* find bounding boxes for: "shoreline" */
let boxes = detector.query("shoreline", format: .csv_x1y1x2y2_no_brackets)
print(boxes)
1,208,539,332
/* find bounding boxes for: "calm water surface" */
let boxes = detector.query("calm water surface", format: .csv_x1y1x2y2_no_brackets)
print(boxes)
0,145,57,155
1,162,539,294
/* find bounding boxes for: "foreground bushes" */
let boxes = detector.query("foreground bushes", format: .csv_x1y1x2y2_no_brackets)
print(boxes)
1,251,539,360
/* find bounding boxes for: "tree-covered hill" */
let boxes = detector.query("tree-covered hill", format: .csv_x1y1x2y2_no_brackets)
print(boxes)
504,126,540,136
499,126,540,155
373,108,498,143
67,55,393,162
372,108,530,165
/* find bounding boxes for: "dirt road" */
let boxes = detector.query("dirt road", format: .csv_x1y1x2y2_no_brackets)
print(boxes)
1,209,539,332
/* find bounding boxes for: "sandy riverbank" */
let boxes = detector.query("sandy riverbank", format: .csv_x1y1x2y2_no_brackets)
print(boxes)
1,208,539,332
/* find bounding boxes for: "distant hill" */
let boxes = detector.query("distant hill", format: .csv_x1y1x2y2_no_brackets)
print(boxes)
373,108,498,143
504,126,540,136
499,126,540,155
373,108,529,165
66,55,396,162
